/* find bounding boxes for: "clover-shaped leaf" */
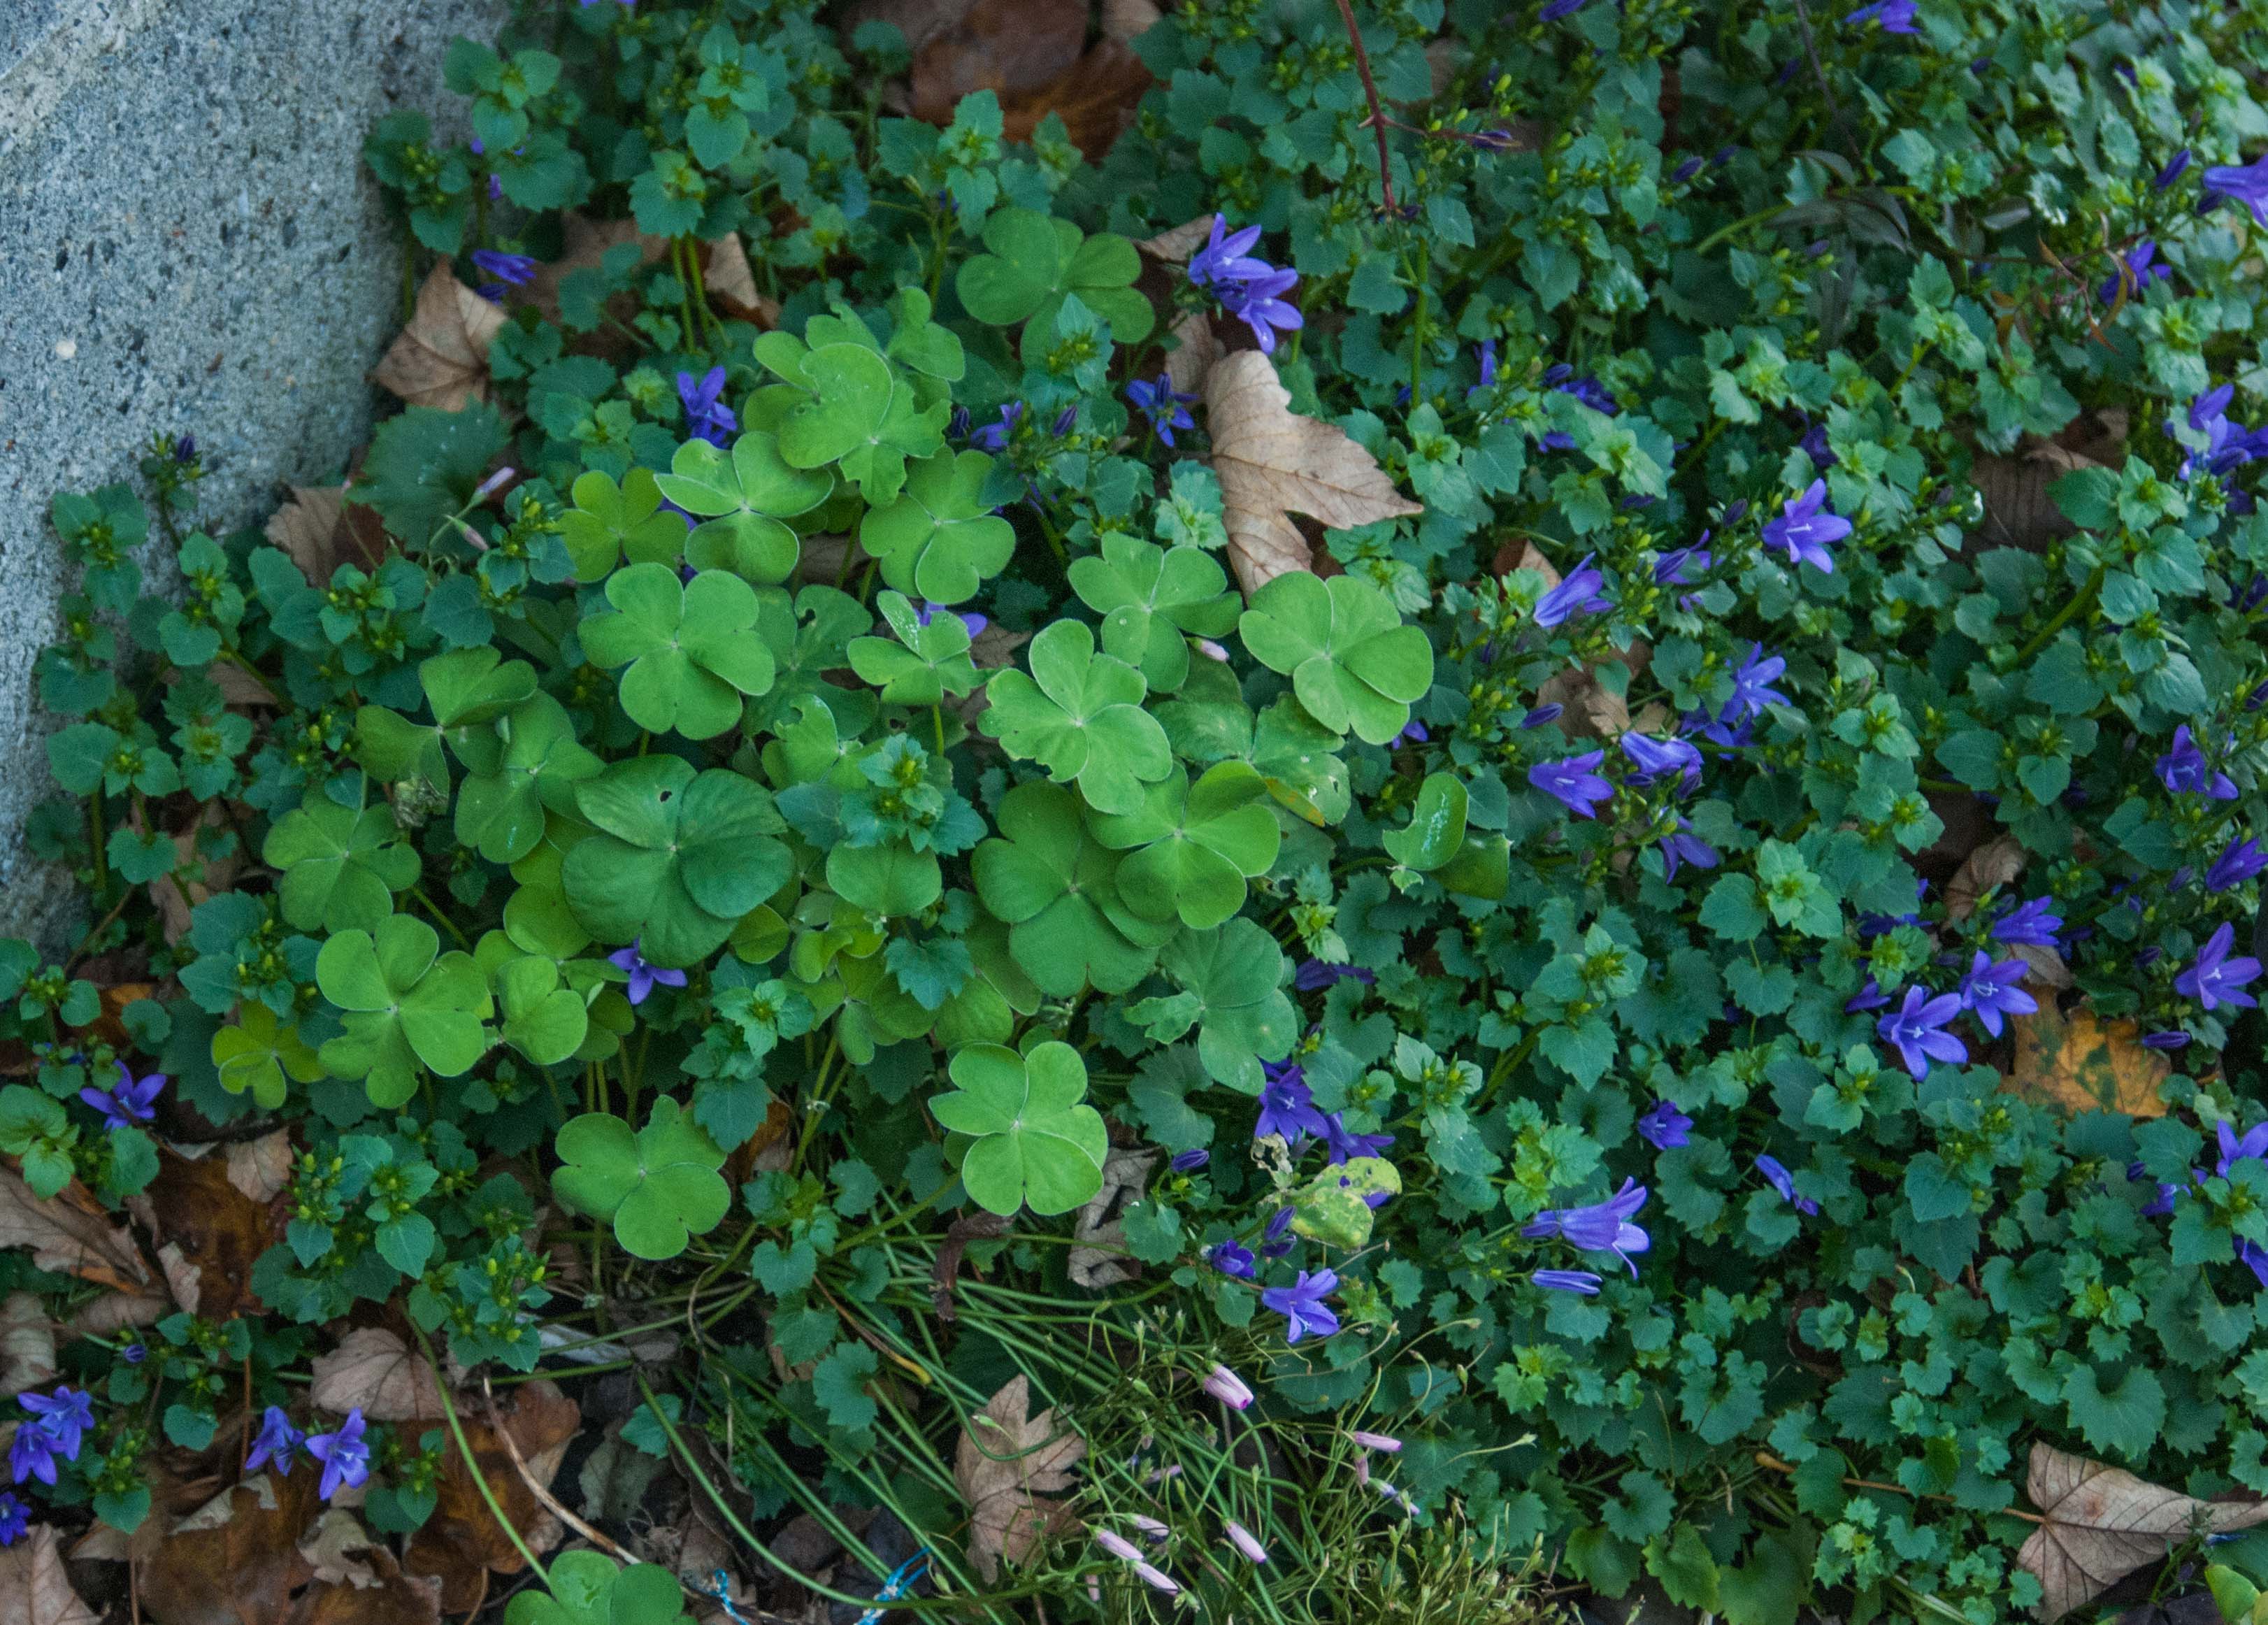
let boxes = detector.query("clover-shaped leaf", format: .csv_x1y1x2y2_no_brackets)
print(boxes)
1381,773,1469,872
857,450,1015,606
492,952,591,1066
580,563,776,740
970,782,1172,998
210,1004,324,1110
1086,762,1282,930
979,621,1172,815
550,1099,730,1261
261,796,422,934
316,914,494,1108
1238,571,1434,745
355,647,538,798
564,756,793,967
652,431,833,583
504,1549,694,1625
455,693,605,865
883,287,966,383
750,584,871,730
826,840,942,918
1068,536,1239,693
846,591,982,706
954,207,1154,345
1157,662,1353,827
753,332,949,507
930,1040,1107,1217
1127,917,1294,1093
561,466,692,580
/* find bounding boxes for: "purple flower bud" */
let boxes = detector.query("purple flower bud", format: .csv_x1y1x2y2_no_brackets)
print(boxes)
2157,149,2192,190
1223,1520,1270,1564
1168,1148,1210,1173
1671,156,1704,184
1349,1429,1402,1452
1096,1529,1144,1562
1202,1365,1254,1410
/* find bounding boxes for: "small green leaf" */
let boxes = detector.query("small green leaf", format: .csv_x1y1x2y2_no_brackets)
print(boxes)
551,1099,730,1261
979,620,1172,815
1381,773,1468,871
1239,572,1433,745
928,1040,1107,1216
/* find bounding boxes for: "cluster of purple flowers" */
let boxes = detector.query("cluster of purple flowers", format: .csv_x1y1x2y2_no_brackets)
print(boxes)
9,1387,93,1487
246,1405,371,1501
1186,216,1302,355
1523,1178,1651,1281
2174,385,2268,491
1537,365,1621,450
1253,1059,1392,1169
469,248,539,304
1846,0,1917,31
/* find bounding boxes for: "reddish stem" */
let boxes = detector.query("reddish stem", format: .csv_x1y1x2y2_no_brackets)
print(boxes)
1330,0,1399,215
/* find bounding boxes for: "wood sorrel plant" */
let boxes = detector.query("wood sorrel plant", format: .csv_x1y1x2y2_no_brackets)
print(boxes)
13,0,2268,1619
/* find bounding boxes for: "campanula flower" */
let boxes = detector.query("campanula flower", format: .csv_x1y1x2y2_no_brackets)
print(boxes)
120,1343,145,1365
1531,1268,1602,1294
2175,922,2262,1012
2158,725,2238,799
2128,1161,2180,1216
1529,751,1614,818
1653,545,1712,586
2216,1120,2268,1178
1671,155,1705,184
1186,215,1271,296
1845,0,1917,30
1846,978,1890,1013
2098,240,2170,305
1537,366,1619,448
1126,377,1197,447
1957,951,2037,1038
1990,896,2063,947
1877,985,1969,1077
1523,1178,1651,1274
1728,645,1792,718
2240,1238,2268,1290
0,1492,23,1546
1659,819,1719,880
1799,421,1836,468
1258,1206,1296,1259
916,601,987,638
1320,1113,1393,1166
968,401,1023,452
1350,1429,1402,1452
1201,1364,1254,1409
1208,1240,1256,1280
306,1410,372,1501
1763,480,1851,573
1535,554,1613,628
676,366,738,449
80,1061,162,1131
1133,1561,1182,1594
469,248,538,301
245,1405,303,1476
2207,836,2268,893
1467,341,1498,398
1522,703,1565,729
2142,1029,2192,1051
1261,1269,1340,1344
2157,150,2192,189
1256,1061,1328,1143
20,1388,92,1456
1540,0,1592,18
1226,266,1304,355
1168,1148,1210,1173
608,940,687,1006
8,1429,57,1488
1756,1154,1818,1215
1223,1521,1270,1563
1096,1529,1144,1562
1395,719,1430,746
1295,961,1376,992
1621,731,1702,794
2204,154,2268,227
1637,1100,1693,1150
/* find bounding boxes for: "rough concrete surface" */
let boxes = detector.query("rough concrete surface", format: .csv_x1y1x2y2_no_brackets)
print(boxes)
0,0,511,947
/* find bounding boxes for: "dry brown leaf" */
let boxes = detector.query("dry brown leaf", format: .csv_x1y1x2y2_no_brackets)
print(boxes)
227,1131,296,1204
265,485,389,588
1101,0,1161,41
1946,833,2027,923
1161,310,1221,398
703,233,779,327
403,1379,579,1611
0,1293,55,1398
150,804,246,945
147,1146,286,1322
2018,1441,2268,1620
2003,1001,2170,1119
1010,38,1152,157
794,532,863,591
289,1540,444,1625
373,264,506,412
910,0,1085,124
139,1472,322,1625
1969,410,2123,555
1067,1148,1155,1289
1205,351,1424,596
0,1524,101,1625
310,1327,447,1423
1135,215,1216,263
0,1168,150,1294
298,1508,383,1589
954,1374,1084,1581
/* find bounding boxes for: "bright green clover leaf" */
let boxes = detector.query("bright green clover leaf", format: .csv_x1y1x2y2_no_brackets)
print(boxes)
454,693,605,865
1067,535,1239,694
1126,917,1296,1093
1157,661,1353,827
1381,772,1469,872
315,915,494,1108
802,950,933,1065
1085,762,1281,930
883,287,966,385
979,620,1172,815
356,647,538,799
826,840,942,918
504,1549,694,1625
560,466,694,580
1238,571,1434,745
953,206,1154,345
928,1040,1107,1217
970,782,1172,998
564,756,793,967
210,1004,324,1110
550,1099,730,1261
750,584,871,731
1289,1156,1402,1249
493,952,591,1066
261,796,422,934
752,332,949,507
578,563,776,740
857,450,1015,606
845,591,982,706
652,431,833,584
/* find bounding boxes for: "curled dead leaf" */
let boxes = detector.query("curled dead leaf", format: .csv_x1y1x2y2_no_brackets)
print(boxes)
701,232,778,327
2018,1440,2268,1621
1205,352,1424,596
1969,411,2123,555
373,264,505,412
264,485,389,589
0,1291,56,1398
2003,1001,2170,1119
1135,215,1216,263
1067,1147,1156,1289
227,1130,296,1204
403,1378,578,1612
0,1168,150,1294
954,1373,1084,1581
310,1326,448,1423
148,1145,287,1322
1945,833,2026,924
0,1524,101,1625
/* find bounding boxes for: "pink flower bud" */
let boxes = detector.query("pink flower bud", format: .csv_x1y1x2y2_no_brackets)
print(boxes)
1128,1515,1170,1542
1133,1561,1182,1595
1095,1529,1143,1563
1196,638,1231,662
454,520,489,552
1201,1364,1254,1409
1223,1519,1269,1564
1350,1429,1402,1452
473,466,517,502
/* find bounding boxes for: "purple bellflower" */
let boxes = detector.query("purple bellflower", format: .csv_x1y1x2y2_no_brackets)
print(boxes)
306,1410,373,1501
1876,985,1969,1077
1756,1154,1818,1215
608,940,688,1006
1295,961,1376,992
2157,150,2192,189
1258,1206,1297,1259
1126,377,1197,447
1535,554,1614,628
1168,1148,1210,1173
1530,750,1615,818
1728,644,1792,718
245,1405,304,1476
2175,922,2262,1012
2204,154,2268,227
1531,1268,1602,1294
80,1061,162,1131
2207,836,2268,893
1845,0,1917,30
2216,1119,2268,1178
2098,240,2170,305
1522,1178,1651,1275
1186,215,1272,296
1637,1099,1693,1150
1261,1269,1340,1344
0,1492,24,1546
1226,266,1304,354
1621,731,1702,794
917,601,988,638
1321,1114,1393,1165
677,366,738,449
1256,1061,1329,1143
1762,479,1851,573
1659,819,1720,880
1208,1240,1256,1280
1990,896,2064,947
2158,725,2238,799
469,248,538,302
1957,951,2037,1038
968,401,1023,452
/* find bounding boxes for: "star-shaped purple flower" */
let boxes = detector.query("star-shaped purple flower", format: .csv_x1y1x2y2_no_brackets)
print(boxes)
2158,725,2237,799
1126,376,1198,447
1956,950,2037,1038
2207,836,2268,894
1876,984,1969,1077
1762,479,1851,573
1530,750,1614,818
1621,731,1702,794
306,1410,372,1501
1756,1153,1819,1215
0,1491,24,1546
1255,1061,1329,1144
80,1061,162,1131
1521,1177,1651,1275
1637,1099,1693,1150
2175,922,2262,1012
677,366,738,449
1990,896,2063,947
608,940,688,1006
1225,267,1304,355
1186,215,1271,296
1207,1239,1256,1280
2204,154,2268,228
1260,1268,1340,1344
1535,554,1613,629
245,1405,304,1476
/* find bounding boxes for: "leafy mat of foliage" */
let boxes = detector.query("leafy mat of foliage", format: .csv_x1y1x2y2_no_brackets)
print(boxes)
10,0,2268,1621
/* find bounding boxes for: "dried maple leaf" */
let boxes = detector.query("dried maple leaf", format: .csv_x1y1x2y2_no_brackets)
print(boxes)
0,1524,101,1625
403,1379,578,1612
954,1374,1084,1580
2018,1442,2268,1621
372,264,505,412
138,1473,322,1625
0,1291,55,1398
148,1145,287,1322
0,1168,150,1294
309,1326,448,1423
1205,351,1424,595
2004,1001,2170,1119
264,485,389,587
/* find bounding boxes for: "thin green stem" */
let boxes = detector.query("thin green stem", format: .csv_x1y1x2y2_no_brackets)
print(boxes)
415,1326,551,1589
